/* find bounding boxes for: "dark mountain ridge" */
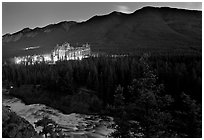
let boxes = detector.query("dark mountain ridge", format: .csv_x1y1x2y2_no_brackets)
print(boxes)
2,6,202,59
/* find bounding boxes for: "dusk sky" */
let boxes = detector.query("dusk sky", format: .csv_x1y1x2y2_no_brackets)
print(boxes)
2,2,202,35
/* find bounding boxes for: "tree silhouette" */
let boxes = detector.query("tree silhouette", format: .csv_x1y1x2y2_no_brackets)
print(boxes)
34,116,64,138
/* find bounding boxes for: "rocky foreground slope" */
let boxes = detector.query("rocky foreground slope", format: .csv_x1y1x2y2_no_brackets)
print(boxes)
2,106,38,138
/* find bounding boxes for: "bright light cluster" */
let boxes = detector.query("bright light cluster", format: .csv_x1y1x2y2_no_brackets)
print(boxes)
13,42,91,65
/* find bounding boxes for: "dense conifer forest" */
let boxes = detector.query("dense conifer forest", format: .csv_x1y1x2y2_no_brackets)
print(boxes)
2,52,202,137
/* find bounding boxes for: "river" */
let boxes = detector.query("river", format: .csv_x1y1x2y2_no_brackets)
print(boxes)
2,92,115,138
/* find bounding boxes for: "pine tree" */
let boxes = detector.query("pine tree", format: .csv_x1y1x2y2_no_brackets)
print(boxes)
111,53,174,137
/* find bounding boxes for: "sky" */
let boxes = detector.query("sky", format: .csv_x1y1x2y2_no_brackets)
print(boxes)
2,2,202,35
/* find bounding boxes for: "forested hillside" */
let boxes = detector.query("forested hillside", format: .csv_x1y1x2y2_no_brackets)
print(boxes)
3,53,202,137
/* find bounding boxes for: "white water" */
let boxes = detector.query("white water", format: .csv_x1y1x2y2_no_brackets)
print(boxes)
3,94,115,138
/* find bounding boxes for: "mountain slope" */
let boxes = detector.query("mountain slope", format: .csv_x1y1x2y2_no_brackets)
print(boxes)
2,6,202,59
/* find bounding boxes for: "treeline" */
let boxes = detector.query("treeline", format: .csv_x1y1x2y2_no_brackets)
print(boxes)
3,54,201,104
